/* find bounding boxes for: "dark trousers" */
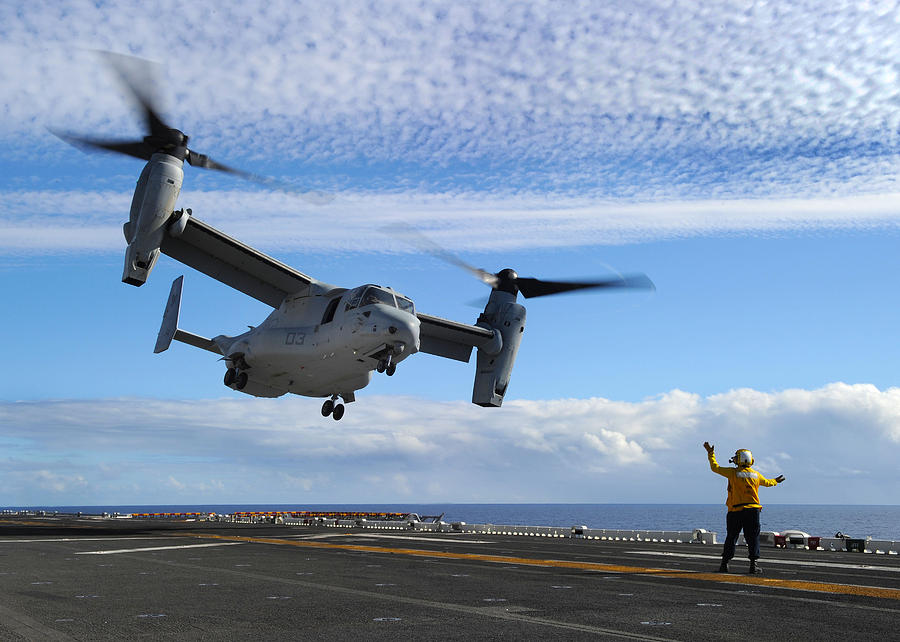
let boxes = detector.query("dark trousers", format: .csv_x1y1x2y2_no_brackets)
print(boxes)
722,508,761,561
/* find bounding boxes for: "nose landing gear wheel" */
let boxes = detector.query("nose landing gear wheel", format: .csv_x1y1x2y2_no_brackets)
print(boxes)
332,404,345,420
376,360,386,373
386,363,396,376
224,368,236,386
321,399,334,417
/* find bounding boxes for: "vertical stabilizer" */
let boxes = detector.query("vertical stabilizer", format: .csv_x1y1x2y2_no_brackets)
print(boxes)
155,276,184,353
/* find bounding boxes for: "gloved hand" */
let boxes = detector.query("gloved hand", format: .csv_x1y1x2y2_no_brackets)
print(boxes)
775,475,785,483
703,442,714,454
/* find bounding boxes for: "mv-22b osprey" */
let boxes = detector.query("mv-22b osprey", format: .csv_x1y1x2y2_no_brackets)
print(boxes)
58,54,654,420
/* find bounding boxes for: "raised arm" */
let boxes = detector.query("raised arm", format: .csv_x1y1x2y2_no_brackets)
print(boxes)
704,441,728,477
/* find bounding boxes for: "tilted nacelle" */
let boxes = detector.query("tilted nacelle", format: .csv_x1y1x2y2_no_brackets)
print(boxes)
472,290,526,407
122,153,184,286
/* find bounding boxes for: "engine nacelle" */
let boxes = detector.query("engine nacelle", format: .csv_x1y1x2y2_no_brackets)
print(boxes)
122,153,184,286
472,291,526,407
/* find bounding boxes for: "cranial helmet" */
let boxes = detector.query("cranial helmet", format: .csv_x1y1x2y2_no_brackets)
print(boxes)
731,449,753,467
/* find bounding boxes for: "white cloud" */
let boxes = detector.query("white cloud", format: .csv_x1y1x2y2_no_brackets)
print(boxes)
6,188,900,254
166,475,186,491
4,1,900,197
2,382,898,504
31,469,88,494
582,430,646,464
5,1,900,259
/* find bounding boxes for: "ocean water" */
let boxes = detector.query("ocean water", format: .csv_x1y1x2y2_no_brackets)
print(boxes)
7,504,899,540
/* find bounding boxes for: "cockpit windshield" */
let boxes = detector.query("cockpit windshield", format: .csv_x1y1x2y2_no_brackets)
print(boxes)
343,285,415,314
361,287,396,307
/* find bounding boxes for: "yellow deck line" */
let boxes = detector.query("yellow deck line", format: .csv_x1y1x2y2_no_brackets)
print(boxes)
179,532,900,601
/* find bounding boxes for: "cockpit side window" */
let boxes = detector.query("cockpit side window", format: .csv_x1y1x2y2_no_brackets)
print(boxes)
396,296,415,314
344,287,365,311
321,297,341,324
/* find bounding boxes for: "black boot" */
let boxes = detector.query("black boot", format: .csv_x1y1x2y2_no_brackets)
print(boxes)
748,560,762,574
718,560,729,573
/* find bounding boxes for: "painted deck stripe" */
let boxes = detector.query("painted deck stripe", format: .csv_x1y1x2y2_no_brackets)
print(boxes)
345,534,493,544
628,550,900,572
179,532,900,601
0,537,171,544
76,542,245,555
279,533,491,544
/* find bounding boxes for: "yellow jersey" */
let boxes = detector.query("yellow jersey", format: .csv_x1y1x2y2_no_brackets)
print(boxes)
708,451,779,511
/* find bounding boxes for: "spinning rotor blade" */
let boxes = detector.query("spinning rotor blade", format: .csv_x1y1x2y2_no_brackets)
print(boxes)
99,51,171,140
94,51,184,151
515,273,655,299
389,224,655,298
186,151,335,202
50,131,155,161
52,52,187,161
389,223,498,287
185,150,243,173
54,51,334,204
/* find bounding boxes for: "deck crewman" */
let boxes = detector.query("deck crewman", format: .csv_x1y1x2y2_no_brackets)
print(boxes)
704,441,785,574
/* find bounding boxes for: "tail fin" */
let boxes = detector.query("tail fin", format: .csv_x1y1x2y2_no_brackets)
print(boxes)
155,276,221,354
154,276,184,353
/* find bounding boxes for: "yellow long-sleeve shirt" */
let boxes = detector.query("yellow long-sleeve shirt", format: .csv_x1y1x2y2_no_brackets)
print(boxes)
708,451,779,511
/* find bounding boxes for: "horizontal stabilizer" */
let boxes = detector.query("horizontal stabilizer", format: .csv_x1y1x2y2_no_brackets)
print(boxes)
173,329,221,354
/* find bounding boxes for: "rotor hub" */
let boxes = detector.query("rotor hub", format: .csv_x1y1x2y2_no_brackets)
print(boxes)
146,128,188,149
495,268,519,294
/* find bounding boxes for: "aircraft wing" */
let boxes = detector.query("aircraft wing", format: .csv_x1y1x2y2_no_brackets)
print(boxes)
160,213,334,308
416,312,496,362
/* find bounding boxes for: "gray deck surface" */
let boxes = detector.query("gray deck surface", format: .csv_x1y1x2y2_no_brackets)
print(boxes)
1,517,898,640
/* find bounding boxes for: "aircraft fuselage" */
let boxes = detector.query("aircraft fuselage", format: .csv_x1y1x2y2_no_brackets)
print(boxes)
218,284,419,399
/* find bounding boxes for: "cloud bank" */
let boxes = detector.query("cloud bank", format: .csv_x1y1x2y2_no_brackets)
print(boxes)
4,1,900,153
2,383,898,505
6,188,900,254
5,1,900,255
4,1,900,200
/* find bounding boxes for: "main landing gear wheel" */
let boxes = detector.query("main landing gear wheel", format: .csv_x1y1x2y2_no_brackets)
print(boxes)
225,368,248,390
321,398,345,420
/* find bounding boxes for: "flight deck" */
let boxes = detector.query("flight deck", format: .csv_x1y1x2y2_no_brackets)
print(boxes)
1,514,898,641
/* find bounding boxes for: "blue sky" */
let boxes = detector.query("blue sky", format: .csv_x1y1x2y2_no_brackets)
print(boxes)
2,0,900,507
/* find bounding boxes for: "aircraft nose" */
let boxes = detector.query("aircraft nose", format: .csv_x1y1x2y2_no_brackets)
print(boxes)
375,309,419,355
393,319,419,355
